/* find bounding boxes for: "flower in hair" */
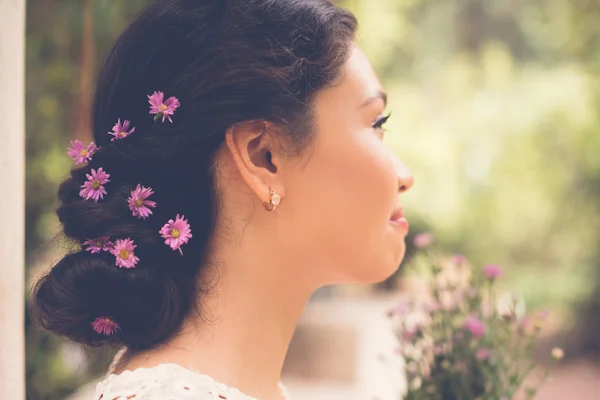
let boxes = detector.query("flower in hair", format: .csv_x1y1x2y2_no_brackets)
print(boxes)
67,140,98,165
79,167,110,202
128,184,157,219
109,119,135,141
111,238,139,268
83,237,113,254
159,214,192,254
148,91,180,123
91,317,120,336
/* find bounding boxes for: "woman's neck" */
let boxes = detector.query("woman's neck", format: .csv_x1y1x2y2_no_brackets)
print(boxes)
123,221,315,400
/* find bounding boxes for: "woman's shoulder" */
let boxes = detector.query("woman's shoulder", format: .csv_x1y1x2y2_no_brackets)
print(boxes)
93,363,259,400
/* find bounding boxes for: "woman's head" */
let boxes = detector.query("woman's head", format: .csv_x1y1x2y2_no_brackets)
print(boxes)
32,0,412,350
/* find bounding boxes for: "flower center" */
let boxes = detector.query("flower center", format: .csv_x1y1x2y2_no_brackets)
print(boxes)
159,104,168,112
91,180,101,190
135,197,143,207
171,228,180,238
119,249,130,260
80,149,88,156
120,131,127,137
95,240,103,248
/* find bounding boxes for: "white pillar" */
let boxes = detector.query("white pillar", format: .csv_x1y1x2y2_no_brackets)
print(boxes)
0,0,26,399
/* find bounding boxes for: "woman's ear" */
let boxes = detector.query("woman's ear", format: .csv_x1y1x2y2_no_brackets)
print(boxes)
224,121,285,205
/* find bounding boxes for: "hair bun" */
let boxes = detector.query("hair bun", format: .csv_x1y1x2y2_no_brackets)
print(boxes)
32,251,194,349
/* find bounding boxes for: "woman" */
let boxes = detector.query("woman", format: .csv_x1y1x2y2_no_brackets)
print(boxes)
31,0,413,398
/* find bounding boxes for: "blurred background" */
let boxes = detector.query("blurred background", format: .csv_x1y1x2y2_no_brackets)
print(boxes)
24,0,600,399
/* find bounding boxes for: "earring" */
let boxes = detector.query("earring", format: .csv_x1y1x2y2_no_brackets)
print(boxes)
264,187,281,211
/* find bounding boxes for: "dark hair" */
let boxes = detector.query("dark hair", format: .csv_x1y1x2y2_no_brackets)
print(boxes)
31,0,357,350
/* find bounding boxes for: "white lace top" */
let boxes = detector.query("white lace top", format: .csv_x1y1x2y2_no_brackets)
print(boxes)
93,363,290,400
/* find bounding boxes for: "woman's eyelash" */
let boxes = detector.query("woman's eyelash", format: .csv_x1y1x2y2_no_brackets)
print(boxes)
373,113,391,129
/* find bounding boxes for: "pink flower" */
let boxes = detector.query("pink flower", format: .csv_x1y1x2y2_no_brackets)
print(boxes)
128,184,156,219
91,317,120,336
424,302,441,313
148,91,180,123
454,254,467,266
413,232,434,248
475,347,492,361
390,301,411,316
67,140,98,165
108,119,135,141
537,310,550,320
464,315,486,337
483,264,503,280
518,317,531,334
159,214,192,254
401,328,417,341
79,167,110,202
83,237,112,254
111,238,139,269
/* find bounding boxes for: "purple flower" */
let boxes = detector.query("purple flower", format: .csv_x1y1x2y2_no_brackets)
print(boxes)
128,184,156,219
67,140,98,165
79,167,110,202
413,232,434,248
483,264,503,280
159,214,192,254
83,236,112,254
91,317,120,336
148,91,180,123
475,347,492,361
111,238,139,269
108,119,135,141
464,315,486,337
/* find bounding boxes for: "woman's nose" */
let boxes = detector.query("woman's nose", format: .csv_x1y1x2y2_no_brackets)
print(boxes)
394,158,414,193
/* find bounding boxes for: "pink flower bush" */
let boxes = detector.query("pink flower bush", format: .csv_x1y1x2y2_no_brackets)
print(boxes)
91,317,120,336
83,237,112,254
464,315,486,337
67,140,98,165
128,184,156,219
108,119,135,141
79,167,110,202
111,238,139,269
392,243,563,399
483,264,503,280
160,214,192,254
413,232,434,248
148,91,180,123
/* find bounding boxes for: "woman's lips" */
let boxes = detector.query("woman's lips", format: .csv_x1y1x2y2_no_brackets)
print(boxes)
390,206,409,232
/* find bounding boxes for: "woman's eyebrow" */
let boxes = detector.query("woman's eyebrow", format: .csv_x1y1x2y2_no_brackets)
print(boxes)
359,90,387,108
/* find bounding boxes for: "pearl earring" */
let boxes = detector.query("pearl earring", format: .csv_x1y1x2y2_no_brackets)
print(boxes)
264,187,281,211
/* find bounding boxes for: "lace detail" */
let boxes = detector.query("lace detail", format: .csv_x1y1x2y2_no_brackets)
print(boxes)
93,363,290,400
